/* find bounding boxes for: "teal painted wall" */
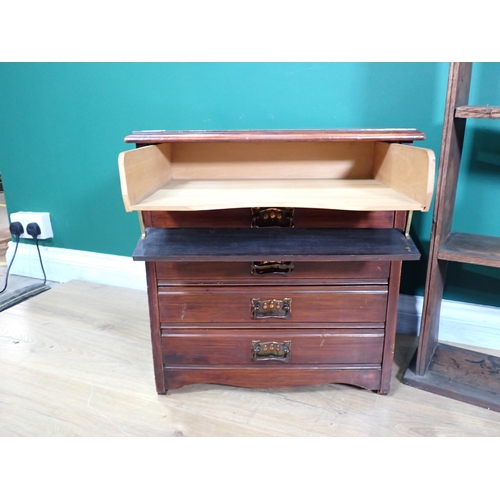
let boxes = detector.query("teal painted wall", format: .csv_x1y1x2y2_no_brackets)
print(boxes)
1,62,499,305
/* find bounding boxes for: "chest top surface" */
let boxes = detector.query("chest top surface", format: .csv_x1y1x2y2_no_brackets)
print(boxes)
124,128,426,144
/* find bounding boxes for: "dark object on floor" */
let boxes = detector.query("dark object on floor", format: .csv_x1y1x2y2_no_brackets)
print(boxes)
0,283,51,312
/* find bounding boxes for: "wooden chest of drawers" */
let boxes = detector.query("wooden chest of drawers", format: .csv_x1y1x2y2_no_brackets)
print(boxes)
119,129,435,395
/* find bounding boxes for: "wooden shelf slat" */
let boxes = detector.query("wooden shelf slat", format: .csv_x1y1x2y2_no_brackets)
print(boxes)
438,232,500,268
455,106,500,119
403,343,500,412
133,227,421,262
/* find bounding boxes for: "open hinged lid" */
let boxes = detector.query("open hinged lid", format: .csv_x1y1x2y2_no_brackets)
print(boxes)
118,129,435,213
132,227,421,262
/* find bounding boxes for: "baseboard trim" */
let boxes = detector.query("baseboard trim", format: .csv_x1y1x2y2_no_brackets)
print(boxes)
6,242,146,291
6,242,500,350
397,293,500,351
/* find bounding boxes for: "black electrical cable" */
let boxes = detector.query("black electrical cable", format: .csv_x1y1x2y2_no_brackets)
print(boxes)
34,237,47,286
26,222,47,286
1,222,48,295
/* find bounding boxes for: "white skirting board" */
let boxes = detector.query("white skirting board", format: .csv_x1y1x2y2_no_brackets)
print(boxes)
6,241,147,291
6,242,500,351
396,294,500,351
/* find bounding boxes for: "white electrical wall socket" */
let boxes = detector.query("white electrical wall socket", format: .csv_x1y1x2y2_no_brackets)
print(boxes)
10,211,54,239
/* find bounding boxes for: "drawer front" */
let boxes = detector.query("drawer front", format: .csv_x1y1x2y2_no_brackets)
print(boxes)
148,208,395,229
156,260,390,285
161,329,385,366
158,286,388,326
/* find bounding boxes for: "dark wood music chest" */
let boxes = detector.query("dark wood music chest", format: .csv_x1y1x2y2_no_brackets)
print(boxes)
118,129,435,394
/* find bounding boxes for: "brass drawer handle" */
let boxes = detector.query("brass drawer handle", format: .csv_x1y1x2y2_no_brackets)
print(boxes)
251,261,294,276
251,207,294,228
251,298,291,319
252,340,291,362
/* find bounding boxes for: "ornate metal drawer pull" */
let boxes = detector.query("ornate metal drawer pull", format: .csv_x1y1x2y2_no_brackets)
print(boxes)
251,261,294,275
251,207,294,228
251,298,291,319
252,340,291,362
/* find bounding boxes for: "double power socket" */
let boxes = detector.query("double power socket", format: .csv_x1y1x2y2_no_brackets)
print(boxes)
9,212,53,240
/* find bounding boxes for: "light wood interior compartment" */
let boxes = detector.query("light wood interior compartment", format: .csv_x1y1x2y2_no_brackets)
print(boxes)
118,143,172,211
118,141,435,212
373,142,435,211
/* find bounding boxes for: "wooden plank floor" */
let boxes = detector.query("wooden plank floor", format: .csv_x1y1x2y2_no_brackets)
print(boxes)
1,280,500,437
